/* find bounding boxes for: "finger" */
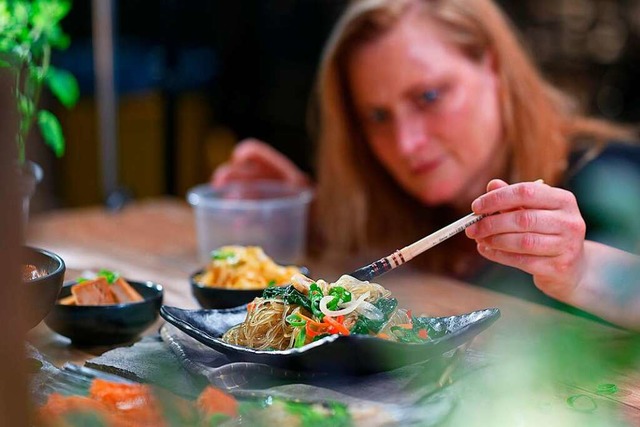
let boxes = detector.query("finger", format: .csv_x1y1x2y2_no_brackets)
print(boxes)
476,243,556,277
486,178,509,192
212,162,283,187
211,164,233,187
232,139,309,186
478,233,566,256
471,181,571,214
466,209,568,239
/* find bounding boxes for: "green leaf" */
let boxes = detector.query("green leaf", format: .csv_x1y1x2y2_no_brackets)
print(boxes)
18,94,34,116
46,66,79,108
97,269,120,284
31,0,71,28
12,3,30,27
37,110,64,157
0,58,9,67
45,24,70,49
0,38,17,54
29,65,46,84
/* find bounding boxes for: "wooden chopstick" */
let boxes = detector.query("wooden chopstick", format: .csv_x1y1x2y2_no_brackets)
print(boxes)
349,212,485,281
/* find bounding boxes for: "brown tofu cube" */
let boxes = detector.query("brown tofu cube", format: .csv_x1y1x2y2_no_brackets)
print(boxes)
110,277,144,303
71,277,116,305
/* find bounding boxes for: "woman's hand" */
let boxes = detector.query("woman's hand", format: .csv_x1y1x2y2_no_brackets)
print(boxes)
465,179,587,299
211,139,311,188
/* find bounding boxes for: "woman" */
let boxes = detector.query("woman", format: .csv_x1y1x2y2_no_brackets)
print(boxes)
212,0,640,328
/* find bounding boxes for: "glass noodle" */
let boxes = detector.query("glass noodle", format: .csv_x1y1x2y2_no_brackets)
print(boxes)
222,274,423,350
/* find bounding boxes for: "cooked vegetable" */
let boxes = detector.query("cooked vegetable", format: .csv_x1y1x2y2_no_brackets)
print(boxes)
223,274,437,350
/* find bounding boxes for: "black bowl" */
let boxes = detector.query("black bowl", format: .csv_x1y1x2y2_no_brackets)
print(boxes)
190,270,266,309
44,280,163,346
190,267,309,309
22,246,66,329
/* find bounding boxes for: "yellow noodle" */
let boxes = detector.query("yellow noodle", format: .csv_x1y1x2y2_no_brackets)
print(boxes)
197,246,301,290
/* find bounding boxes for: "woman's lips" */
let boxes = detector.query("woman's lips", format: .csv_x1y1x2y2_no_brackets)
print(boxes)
411,156,444,175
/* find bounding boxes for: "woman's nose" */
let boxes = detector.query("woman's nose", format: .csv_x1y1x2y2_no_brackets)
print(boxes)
395,114,429,155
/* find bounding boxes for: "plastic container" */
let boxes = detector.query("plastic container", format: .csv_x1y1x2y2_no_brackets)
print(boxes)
187,181,313,264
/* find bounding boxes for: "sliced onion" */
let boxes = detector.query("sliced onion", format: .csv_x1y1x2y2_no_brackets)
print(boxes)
354,300,383,321
319,291,370,318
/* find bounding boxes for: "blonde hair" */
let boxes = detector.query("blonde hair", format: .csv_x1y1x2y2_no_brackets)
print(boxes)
312,0,633,273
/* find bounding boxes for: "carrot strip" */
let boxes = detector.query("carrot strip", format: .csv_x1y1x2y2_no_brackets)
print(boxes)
197,386,238,418
324,316,350,335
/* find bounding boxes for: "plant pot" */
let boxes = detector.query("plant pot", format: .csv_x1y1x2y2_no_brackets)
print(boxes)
18,160,43,231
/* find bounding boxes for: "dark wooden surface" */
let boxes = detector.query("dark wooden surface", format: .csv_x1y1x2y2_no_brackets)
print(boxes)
25,198,640,424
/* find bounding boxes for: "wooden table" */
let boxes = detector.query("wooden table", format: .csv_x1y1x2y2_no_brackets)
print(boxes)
26,198,640,424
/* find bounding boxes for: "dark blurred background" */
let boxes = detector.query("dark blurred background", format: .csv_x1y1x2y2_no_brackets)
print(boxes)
27,0,640,211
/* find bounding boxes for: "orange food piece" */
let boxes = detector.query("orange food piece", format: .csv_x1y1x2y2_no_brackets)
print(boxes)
71,277,116,305
36,393,123,427
58,295,77,305
110,278,144,303
89,379,165,426
196,386,238,419
37,380,234,427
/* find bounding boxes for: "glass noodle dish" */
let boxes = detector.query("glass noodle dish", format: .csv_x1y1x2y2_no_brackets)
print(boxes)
195,246,301,290
222,274,448,350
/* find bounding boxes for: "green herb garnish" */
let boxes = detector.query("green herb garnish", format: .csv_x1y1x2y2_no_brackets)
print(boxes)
262,285,312,313
294,327,307,348
97,269,119,284
326,286,351,311
351,297,397,334
211,249,235,260
412,316,448,339
308,283,325,320
286,313,306,327
284,401,352,427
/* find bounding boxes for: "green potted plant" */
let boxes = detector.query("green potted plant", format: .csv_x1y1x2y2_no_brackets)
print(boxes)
0,0,78,225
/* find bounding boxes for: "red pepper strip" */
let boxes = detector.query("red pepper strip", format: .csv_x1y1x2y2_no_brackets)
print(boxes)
324,316,350,336
418,329,428,339
247,302,256,312
305,321,327,339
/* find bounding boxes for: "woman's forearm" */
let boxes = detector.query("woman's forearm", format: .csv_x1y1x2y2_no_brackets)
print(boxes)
555,241,640,330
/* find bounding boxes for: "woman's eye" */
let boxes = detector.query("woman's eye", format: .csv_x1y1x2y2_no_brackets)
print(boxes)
368,108,389,123
418,89,440,105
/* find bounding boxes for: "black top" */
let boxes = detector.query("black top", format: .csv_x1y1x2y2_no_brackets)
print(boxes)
470,141,640,324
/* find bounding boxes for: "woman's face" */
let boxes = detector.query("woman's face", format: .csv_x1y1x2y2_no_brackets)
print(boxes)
347,12,503,208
